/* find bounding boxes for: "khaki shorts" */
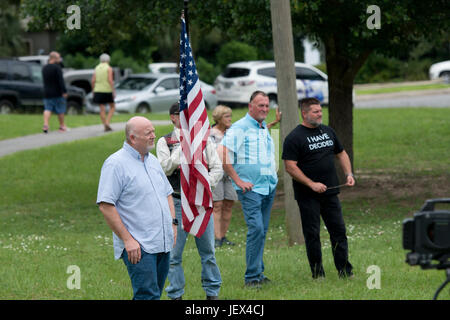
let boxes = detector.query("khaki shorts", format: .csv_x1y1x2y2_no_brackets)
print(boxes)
212,176,238,201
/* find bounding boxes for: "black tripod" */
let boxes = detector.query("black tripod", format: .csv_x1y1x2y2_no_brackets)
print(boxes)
433,268,450,300
426,255,450,300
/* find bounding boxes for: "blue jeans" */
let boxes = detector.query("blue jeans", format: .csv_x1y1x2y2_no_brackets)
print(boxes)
43,97,66,114
122,248,170,300
237,189,276,283
165,197,222,299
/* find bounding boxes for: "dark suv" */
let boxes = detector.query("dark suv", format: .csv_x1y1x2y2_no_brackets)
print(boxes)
0,59,85,114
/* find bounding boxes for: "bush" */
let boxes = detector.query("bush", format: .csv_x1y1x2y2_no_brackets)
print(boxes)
196,57,221,85
63,50,148,73
216,41,258,69
63,53,97,69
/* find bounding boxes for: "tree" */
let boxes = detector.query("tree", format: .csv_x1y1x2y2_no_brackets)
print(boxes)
0,0,26,56
193,0,449,172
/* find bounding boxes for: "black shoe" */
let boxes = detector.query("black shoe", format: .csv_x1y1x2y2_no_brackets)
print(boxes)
214,238,223,248
260,276,271,285
245,280,262,289
312,272,326,280
206,295,219,300
338,271,354,279
221,237,235,246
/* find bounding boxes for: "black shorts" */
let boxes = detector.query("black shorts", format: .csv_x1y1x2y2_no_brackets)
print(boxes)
93,92,114,104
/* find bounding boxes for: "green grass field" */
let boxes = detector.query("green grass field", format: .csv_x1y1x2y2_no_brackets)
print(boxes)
0,108,449,300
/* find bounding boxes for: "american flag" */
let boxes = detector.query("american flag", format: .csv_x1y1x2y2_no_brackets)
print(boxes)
178,18,213,238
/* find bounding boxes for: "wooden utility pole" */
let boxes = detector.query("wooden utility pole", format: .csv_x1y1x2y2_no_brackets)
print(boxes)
270,0,304,246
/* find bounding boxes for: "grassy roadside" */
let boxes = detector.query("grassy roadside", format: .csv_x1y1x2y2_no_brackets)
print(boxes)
0,108,449,299
0,113,169,141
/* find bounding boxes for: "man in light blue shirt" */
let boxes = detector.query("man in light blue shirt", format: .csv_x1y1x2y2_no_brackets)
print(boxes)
217,91,278,287
97,116,177,300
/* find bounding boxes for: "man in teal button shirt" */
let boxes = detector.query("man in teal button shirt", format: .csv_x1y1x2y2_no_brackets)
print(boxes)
217,91,278,287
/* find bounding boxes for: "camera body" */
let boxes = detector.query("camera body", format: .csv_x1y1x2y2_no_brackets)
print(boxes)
403,198,450,269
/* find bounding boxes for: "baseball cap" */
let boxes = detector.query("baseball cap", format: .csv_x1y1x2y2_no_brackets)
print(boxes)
169,102,180,115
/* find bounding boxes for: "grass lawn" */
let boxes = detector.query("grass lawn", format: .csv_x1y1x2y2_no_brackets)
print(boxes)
0,113,169,141
0,108,449,300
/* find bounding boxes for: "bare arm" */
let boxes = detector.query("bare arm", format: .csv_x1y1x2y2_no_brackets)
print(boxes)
91,73,96,92
284,159,327,193
267,107,282,129
167,195,177,247
335,150,355,187
98,202,141,264
216,144,253,193
108,67,115,98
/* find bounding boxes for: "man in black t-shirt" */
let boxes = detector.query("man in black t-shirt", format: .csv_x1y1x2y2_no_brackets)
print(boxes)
282,97,354,279
41,51,67,133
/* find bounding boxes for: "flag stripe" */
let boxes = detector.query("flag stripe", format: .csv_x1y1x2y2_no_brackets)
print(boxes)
178,18,213,238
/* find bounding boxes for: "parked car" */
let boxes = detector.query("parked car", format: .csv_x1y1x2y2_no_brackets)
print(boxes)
148,62,178,74
85,73,217,114
214,60,329,108
18,55,52,66
63,68,132,94
429,60,450,83
19,55,131,94
0,59,85,114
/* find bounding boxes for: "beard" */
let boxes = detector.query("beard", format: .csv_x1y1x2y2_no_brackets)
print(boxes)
305,116,322,127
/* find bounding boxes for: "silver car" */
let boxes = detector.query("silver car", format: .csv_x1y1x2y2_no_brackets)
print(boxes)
85,73,218,113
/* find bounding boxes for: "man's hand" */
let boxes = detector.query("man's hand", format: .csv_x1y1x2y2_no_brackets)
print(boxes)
309,182,327,193
346,174,355,187
237,179,254,193
124,238,141,264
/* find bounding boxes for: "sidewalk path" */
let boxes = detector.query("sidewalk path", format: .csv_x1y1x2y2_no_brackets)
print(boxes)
0,120,171,158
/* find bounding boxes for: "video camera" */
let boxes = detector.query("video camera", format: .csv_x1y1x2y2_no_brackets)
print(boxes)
402,198,450,299
403,198,450,268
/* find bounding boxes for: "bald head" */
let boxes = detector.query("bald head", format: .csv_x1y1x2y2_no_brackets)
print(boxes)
125,117,156,157
125,116,150,141
48,51,61,64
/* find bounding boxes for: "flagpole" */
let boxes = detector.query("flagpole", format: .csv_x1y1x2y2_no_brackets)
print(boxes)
184,0,189,36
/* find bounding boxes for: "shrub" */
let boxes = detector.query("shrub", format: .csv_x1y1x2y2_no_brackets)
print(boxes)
196,57,221,85
216,41,258,69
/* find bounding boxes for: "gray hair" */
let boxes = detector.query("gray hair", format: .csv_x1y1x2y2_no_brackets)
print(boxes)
125,121,134,143
100,53,110,63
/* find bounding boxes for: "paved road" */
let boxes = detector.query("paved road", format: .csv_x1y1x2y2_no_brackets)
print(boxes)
354,88,450,108
0,120,171,158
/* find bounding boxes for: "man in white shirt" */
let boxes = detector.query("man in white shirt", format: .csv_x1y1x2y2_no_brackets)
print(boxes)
156,103,223,300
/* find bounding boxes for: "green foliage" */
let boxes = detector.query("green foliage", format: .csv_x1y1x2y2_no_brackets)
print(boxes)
196,57,221,85
0,1,26,56
63,53,98,69
109,50,148,73
216,41,259,69
63,50,148,73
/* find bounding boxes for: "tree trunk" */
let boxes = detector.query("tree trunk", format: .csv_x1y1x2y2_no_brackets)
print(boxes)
324,36,371,181
270,0,304,246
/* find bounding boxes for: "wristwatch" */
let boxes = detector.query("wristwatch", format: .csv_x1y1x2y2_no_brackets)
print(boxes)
172,218,179,226
346,173,354,178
